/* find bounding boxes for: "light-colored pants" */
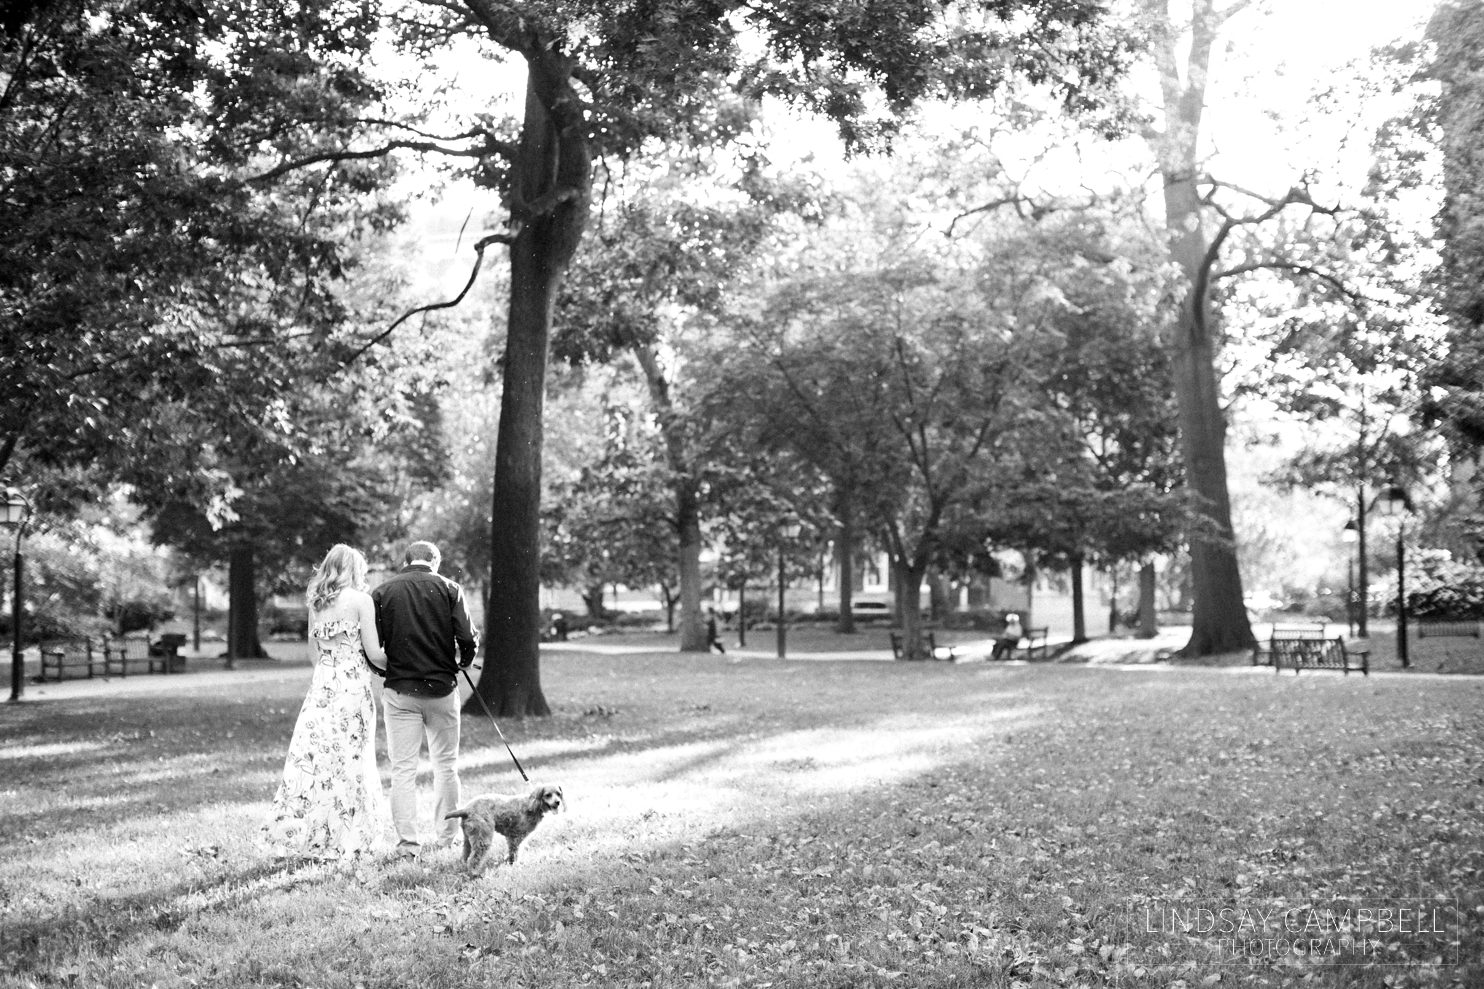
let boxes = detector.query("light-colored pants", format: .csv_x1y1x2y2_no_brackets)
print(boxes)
382,687,462,846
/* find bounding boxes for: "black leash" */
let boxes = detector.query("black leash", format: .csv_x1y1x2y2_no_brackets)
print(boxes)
460,666,529,782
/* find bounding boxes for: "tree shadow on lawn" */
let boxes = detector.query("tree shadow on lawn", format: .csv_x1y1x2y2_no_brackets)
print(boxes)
0,856,348,973
3,660,1480,986
0,660,1052,973
0,691,301,840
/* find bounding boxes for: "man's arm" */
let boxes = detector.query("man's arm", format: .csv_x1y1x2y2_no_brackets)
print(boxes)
370,585,391,675
450,582,479,667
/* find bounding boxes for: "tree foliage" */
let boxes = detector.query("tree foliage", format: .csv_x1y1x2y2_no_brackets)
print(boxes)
1417,0,1484,552
0,0,404,507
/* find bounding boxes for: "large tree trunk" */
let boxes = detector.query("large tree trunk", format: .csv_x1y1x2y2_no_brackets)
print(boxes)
225,544,267,665
479,50,591,718
1138,560,1159,639
896,558,930,660
675,495,704,650
1166,258,1253,654
1070,554,1087,644
580,583,604,619
834,493,856,634
1147,0,1256,656
736,580,747,647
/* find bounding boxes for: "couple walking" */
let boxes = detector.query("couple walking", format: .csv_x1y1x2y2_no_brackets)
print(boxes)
261,541,480,862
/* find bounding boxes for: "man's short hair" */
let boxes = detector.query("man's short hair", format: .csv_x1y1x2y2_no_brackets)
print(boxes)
405,541,440,565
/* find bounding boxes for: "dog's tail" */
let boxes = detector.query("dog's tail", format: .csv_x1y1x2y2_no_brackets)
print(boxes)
444,808,469,820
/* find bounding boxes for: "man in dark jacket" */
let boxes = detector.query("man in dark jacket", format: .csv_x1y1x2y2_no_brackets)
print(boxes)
372,540,479,857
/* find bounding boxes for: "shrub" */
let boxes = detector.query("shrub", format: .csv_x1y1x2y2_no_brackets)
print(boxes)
105,598,175,634
1404,551,1484,619
263,605,310,639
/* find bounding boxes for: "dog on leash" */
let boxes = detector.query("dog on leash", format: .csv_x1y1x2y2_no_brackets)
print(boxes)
444,783,564,872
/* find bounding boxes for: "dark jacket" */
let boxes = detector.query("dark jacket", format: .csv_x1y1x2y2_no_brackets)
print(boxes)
372,564,479,697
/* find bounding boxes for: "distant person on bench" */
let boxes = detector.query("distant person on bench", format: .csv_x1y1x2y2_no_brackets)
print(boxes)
991,612,1023,661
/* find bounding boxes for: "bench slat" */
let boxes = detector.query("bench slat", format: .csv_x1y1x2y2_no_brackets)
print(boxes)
38,639,103,681
1266,634,1367,676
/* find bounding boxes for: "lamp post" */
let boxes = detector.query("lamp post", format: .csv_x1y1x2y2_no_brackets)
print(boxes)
1342,519,1358,637
1,488,33,703
777,520,802,659
1373,482,1413,669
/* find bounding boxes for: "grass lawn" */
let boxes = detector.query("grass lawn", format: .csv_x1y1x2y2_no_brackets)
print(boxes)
1,643,1479,988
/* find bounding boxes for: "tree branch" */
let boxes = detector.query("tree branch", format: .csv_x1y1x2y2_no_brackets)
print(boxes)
460,0,541,56
247,137,510,184
1212,260,1373,304
340,231,517,368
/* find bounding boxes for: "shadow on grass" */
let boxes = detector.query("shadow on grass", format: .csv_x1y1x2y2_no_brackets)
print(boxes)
0,856,340,967
2,653,1479,987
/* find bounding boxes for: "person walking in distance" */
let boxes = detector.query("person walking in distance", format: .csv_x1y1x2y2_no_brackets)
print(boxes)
372,541,479,858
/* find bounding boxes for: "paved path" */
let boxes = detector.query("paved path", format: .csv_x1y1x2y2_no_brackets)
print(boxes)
14,628,1468,704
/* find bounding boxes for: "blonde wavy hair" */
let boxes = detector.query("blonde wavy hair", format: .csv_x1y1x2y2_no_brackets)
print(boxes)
306,544,369,614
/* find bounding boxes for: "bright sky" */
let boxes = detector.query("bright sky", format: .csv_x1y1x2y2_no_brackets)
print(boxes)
403,0,1440,292
1200,0,1434,189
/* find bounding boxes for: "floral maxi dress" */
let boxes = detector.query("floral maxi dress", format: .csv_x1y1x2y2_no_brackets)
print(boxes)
262,618,388,859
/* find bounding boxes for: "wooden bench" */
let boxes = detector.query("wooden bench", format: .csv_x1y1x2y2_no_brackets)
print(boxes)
1416,619,1480,639
1252,623,1327,667
38,638,103,681
147,632,190,672
103,636,168,676
1015,626,1050,661
1258,626,1369,676
889,631,938,660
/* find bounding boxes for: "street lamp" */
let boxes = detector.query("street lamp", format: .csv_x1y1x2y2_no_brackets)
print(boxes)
1342,519,1358,637
1372,482,1413,669
777,519,802,659
1,488,33,702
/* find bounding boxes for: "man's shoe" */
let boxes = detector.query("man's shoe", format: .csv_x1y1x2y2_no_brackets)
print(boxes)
394,840,421,860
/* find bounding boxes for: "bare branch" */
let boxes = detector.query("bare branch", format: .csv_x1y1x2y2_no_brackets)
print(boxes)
248,138,509,184
340,231,517,367
1212,260,1374,304
351,119,511,147
1212,0,1256,29
946,196,1033,236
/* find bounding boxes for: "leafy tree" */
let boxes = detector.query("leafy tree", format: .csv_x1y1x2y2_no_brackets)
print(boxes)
543,413,679,628
1418,0,1484,545
366,0,1132,713
1122,0,1433,655
553,147,808,650
722,224,1063,660
149,363,447,661
1,0,402,501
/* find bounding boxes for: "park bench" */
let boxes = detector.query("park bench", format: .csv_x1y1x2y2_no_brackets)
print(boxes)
889,631,939,660
103,636,168,676
38,638,103,681
934,626,1050,663
1016,626,1050,661
1255,624,1368,676
1416,619,1480,639
1252,623,1324,667
147,633,190,673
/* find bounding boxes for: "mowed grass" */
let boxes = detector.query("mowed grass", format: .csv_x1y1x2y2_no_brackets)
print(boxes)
0,649,1479,988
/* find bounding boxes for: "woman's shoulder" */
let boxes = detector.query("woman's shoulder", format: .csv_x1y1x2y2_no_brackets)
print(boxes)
338,587,373,605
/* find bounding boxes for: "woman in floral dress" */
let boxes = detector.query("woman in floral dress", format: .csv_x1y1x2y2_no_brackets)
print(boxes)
263,544,390,860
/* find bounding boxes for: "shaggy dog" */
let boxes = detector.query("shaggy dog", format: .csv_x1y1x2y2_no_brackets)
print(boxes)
444,783,564,872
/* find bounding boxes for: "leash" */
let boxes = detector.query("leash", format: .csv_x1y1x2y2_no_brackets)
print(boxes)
461,666,530,782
